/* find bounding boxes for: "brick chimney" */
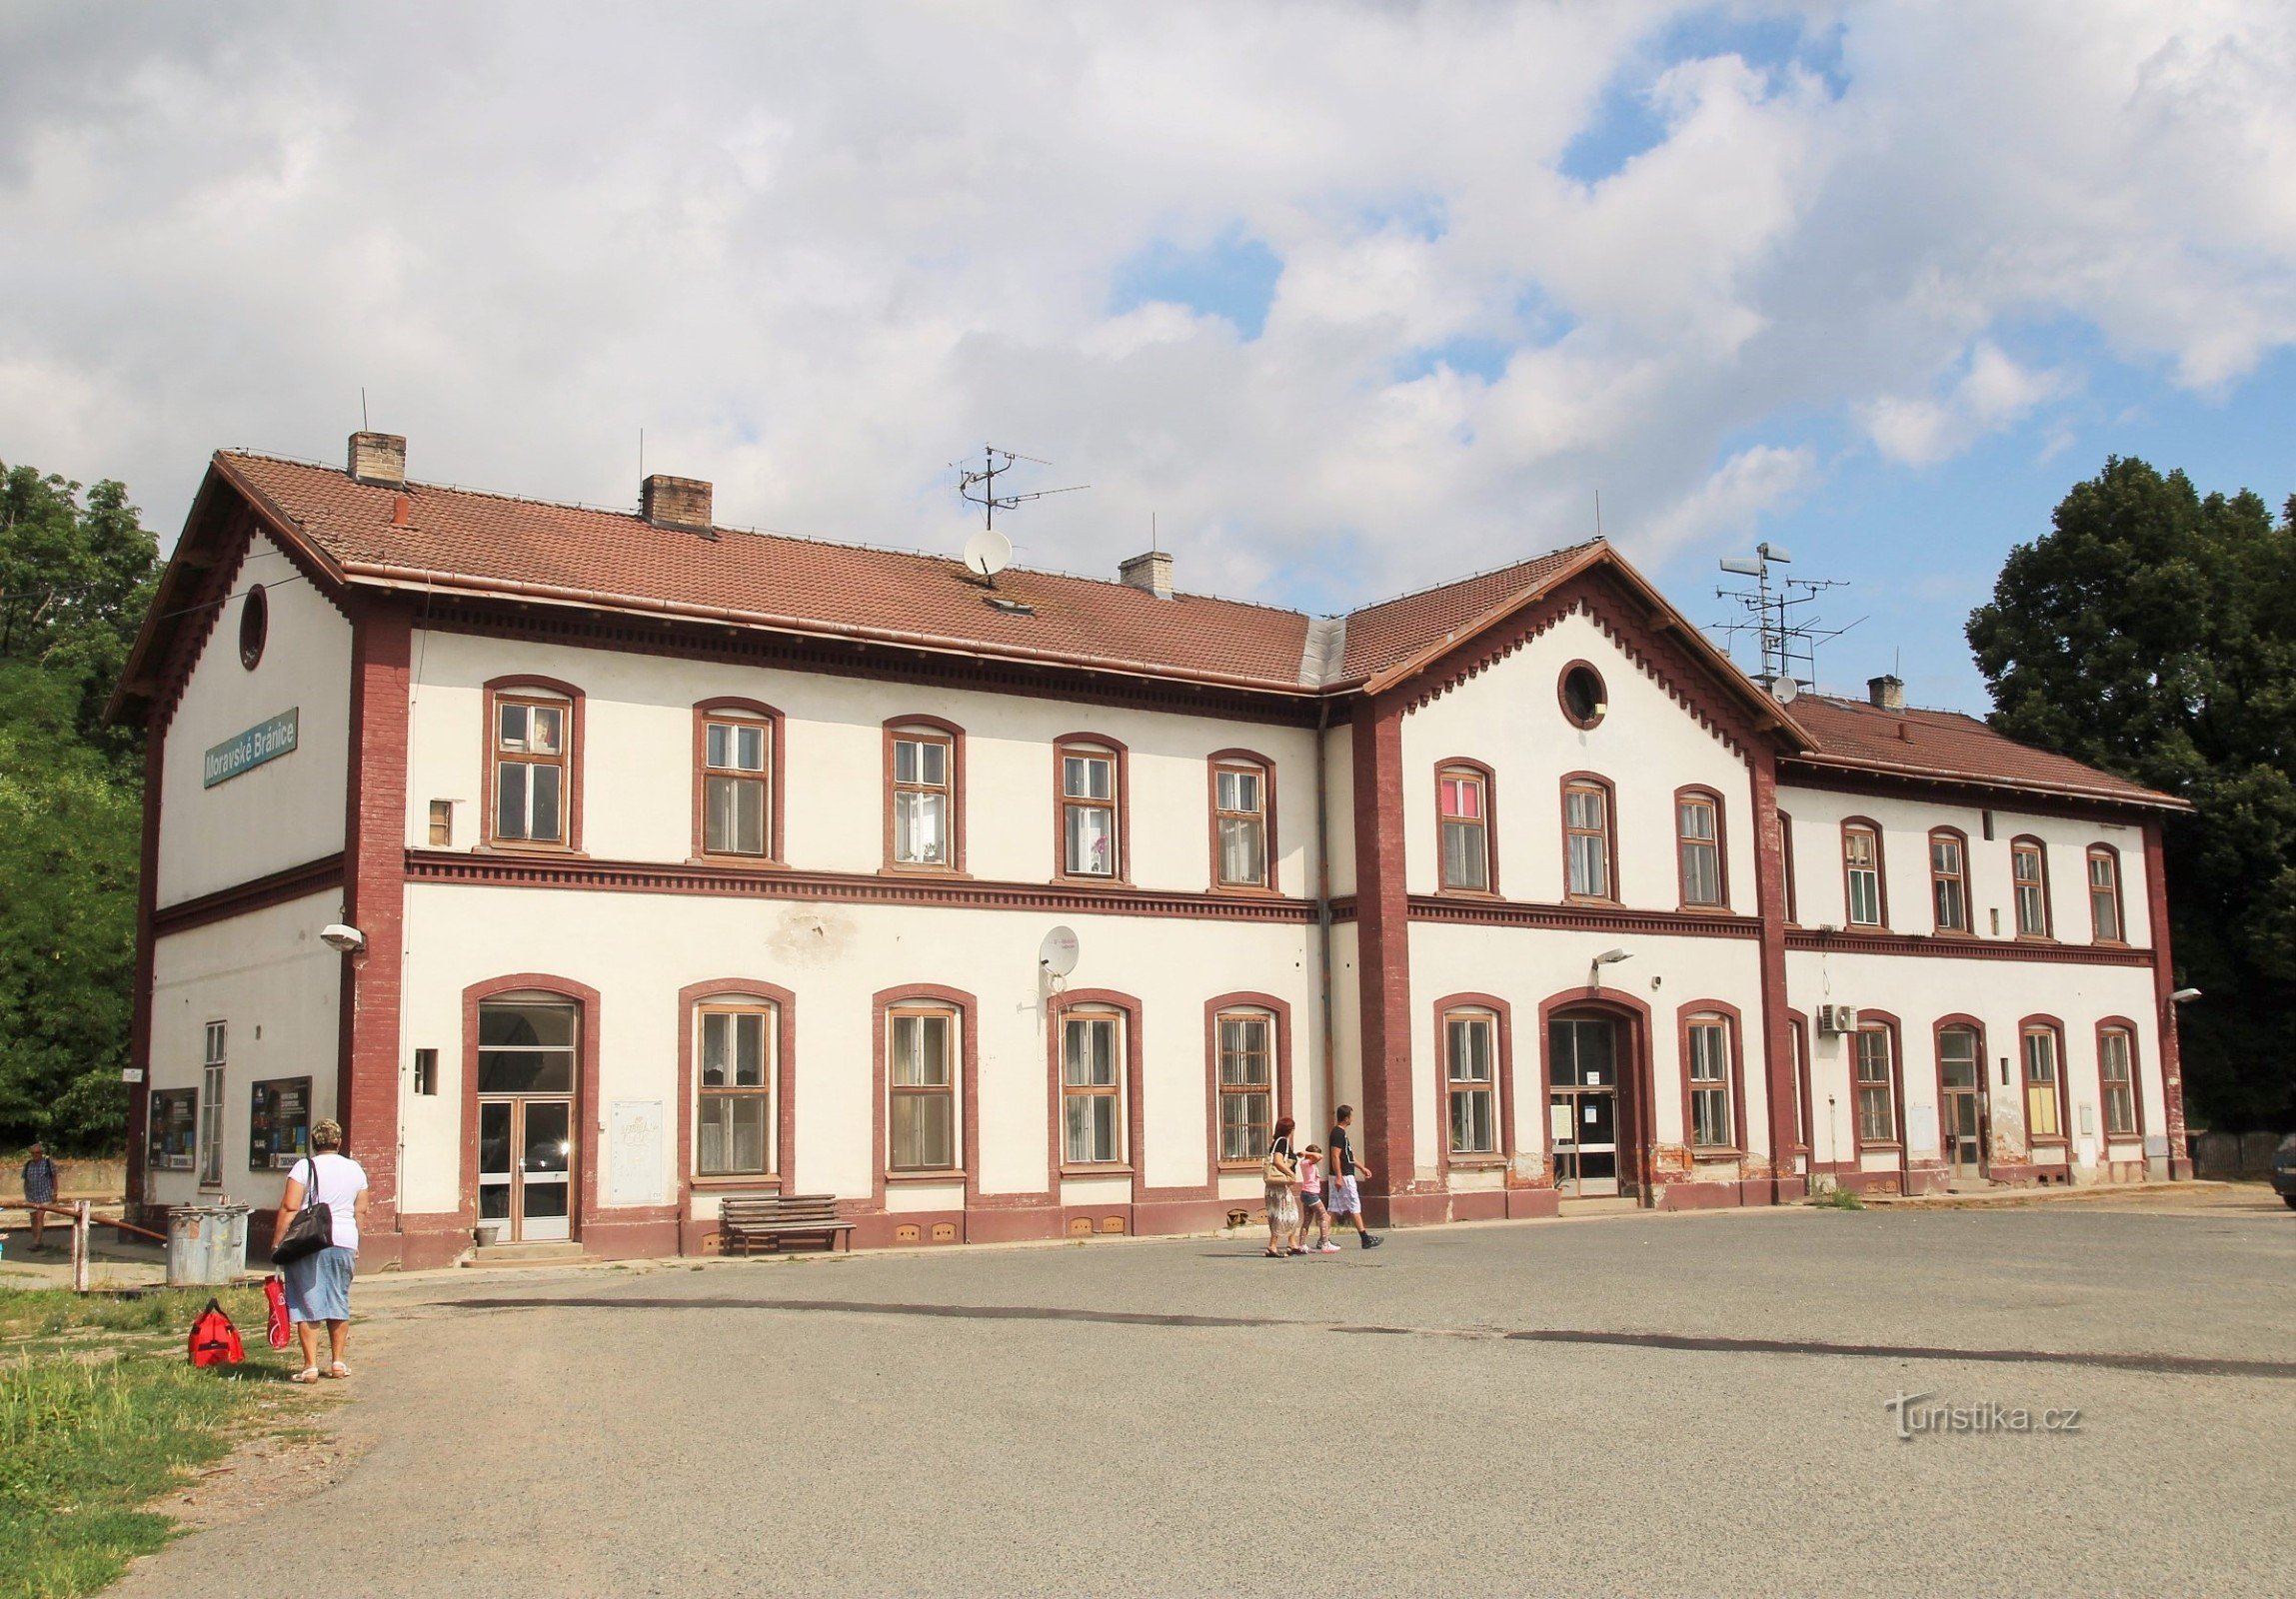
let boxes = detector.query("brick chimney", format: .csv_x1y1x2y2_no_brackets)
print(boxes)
1868,674,1905,712
348,432,407,488
1119,549,1173,600
642,474,715,538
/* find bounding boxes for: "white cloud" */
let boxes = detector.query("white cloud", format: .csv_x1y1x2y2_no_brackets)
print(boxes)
0,1,2288,611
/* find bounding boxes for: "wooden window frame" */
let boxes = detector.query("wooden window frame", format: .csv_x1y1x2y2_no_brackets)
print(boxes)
1674,787,1727,910
1053,735,1129,883
1840,817,1886,927
883,715,966,874
694,1000,776,1178
1850,1013,1905,1153
2010,835,2052,938
1206,750,1278,892
691,699,786,865
1213,1008,1276,1166
1059,1006,1127,1167
484,677,585,852
2096,1018,2143,1141
2020,1016,2071,1148
1434,760,1497,895
1431,992,1514,1176
1675,1001,1748,1156
2086,843,2125,943
869,984,980,1208
1560,773,1619,904
1443,1008,1500,1157
198,1022,227,1188
1205,993,1293,1177
886,1003,961,1174
1928,826,1972,935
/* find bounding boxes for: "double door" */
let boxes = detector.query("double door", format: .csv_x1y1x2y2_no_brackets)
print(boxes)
1938,1027,1985,1181
479,1098,573,1242
1549,1016,1624,1198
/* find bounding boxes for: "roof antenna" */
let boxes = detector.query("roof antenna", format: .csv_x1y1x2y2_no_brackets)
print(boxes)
1709,542,1864,698
955,444,1089,534
1594,490,1601,539
361,388,368,431
639,427,645,481
1151,511,1157,554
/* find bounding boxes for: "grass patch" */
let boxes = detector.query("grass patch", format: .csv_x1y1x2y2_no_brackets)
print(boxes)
1,1286,287,1598
1809,1184,1865,1211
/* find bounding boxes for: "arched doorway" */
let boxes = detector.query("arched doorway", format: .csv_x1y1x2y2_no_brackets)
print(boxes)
1542,994,1653,1202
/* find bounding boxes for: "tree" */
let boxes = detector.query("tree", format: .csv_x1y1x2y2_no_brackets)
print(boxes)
0,460,160,1153
1968,456,2296,1130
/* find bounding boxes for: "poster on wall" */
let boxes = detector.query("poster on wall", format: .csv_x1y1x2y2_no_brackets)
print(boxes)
248,1077,313,1170
149,1088,198,1170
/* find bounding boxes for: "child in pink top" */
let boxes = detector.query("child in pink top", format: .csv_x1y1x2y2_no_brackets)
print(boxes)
1294,1145,1337,1252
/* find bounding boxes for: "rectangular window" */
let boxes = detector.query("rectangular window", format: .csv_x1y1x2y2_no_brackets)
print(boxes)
1062,752,1118,877
1216,1013,1273,1162
1061,1013,1122,1163
428,800,454,847
1780,811,1798,923
2012,840,2049,936
2099,1028,2137,1137
1445,1013,1496,1155
2023,1028,2062,1139
247,1076,312,1170
1686,1016,1732,1147
697,1005,772,1176
1930,831,1968,931
1564,782,1611,899
413,1047,439,1096
892,734,952,866
1677,795,1721,906
2088,848,2123,941
199,1021,226,1186
149,1087,198,1170
1844,825,1882,925
1437,771,1489,891
1855,1026,1895,1144
1213,765,1268,887
888,1008,957,1170
494,698,566,843
704,719,769,856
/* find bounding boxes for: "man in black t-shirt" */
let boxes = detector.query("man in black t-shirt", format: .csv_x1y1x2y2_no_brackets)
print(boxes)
1322,1105,1382,1248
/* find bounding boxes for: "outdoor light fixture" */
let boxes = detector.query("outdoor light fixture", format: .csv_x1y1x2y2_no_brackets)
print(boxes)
1589,947,1632,990
2169,987,2202,1004
320,923,367,955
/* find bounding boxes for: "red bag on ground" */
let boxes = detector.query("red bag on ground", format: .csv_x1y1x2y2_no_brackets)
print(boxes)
262,1274,292,1348
188,1298,245,1368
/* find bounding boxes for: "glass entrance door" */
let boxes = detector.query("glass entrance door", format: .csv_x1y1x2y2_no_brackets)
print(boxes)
1939,1028,1984,1181
477,998,579,1244
1548,1017,1620,1197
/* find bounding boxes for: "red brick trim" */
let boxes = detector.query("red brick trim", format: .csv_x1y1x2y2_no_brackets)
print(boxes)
1052,733,1131,884
871,984,981,1213
1781,925,2153,966
1431,757,1498,896
677,978,799,1206
1350,693,1419,1221
1205,748,1280,894
882,715,967,874
480,675,586,853
1430,992,1514,1180
1533,985,1656,1201
340,599,410,1240
1777,757,2185,818
1674,999,1750,1160
691,699,788,865
1204,992,1294,1175
402,849,1318,922
1751,753,1800,1197
2141,820,2189,1174
152,853,345,937
125,717,165,1218
452,973,605,1241
1403,894,1759,938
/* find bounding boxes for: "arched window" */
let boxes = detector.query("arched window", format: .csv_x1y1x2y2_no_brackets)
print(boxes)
1684,1012,1735,1148
887,1002,959,1171
695,998,775,1176
1215,1008,1275,1161
1209,752,1275,890
1055,737,1126,880
2098,1024,2140,1139
2010,836,2051,936
1061,1006,1126,1164
2021,1020,2066,1142
695,699,783,861
1841,819,1884,926
1443,1008,1498,1155
1929,827,1970,933
2086,845,2124,942
1675,789,1725,907
1562,776,1615,901
886,716,963,871
1436,763,1493,892
1853,1021,1897,1148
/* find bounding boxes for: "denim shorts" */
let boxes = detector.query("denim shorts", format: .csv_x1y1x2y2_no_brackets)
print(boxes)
283,1245,355,1323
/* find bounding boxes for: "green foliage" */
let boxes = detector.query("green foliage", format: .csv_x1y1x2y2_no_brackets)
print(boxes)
1968,458,2296,1128
1809,1183,1863,1210
0,460,159,1155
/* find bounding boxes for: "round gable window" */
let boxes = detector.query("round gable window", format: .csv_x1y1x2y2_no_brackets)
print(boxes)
1559,663,1607,729
238,584,269,671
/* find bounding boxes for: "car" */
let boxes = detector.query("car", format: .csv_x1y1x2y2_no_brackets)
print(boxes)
2275,1133,2296,1210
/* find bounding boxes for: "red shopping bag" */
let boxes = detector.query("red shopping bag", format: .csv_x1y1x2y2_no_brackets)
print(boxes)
188,1298,245,1368
262,1274,292,1349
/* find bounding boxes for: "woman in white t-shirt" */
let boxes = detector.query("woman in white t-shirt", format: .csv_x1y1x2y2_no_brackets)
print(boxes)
271,1118,371,1384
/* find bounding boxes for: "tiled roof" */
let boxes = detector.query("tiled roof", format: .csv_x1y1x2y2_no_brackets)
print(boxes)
1338,545,1597,684
216,453,1317,693
1785,695,2185,809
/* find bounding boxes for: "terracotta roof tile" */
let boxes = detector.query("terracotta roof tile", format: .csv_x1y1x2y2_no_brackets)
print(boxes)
1337,544,1596,683
218,452,1316,692
1785,694,2183,808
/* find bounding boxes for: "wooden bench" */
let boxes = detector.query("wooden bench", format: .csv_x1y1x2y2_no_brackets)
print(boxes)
718,1194,854,1256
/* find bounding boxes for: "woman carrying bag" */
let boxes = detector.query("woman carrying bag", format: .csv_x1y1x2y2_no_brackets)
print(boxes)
270,1118,371,1384
1260,1115,1301,1258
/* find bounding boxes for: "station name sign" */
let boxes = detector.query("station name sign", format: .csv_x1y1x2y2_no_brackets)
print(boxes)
203,709,299,789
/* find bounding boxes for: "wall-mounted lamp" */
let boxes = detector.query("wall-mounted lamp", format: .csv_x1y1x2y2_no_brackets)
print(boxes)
1589,947,1631,990
2168,987,2202,1004
320,923,367,955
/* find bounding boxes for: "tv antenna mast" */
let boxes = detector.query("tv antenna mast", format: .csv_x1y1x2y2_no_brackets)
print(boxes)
956,445,1088,534
1708,541,1863,701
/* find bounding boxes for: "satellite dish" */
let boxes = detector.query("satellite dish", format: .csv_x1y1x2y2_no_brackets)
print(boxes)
1038,924,1080,978
963,528,1012,580
1772,675,1800,705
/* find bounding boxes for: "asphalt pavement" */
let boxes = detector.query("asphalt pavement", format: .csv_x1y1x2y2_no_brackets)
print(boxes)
116,1188,2296,1597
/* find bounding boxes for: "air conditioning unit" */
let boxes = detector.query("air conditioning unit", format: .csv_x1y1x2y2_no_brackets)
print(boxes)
1817,1003,1860,1036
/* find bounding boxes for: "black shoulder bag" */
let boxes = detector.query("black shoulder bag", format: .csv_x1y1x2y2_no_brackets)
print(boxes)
270,1156,335,1265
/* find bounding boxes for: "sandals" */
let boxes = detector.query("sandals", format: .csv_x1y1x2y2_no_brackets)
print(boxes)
290,1367,321,1384
324,1362,352,1379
